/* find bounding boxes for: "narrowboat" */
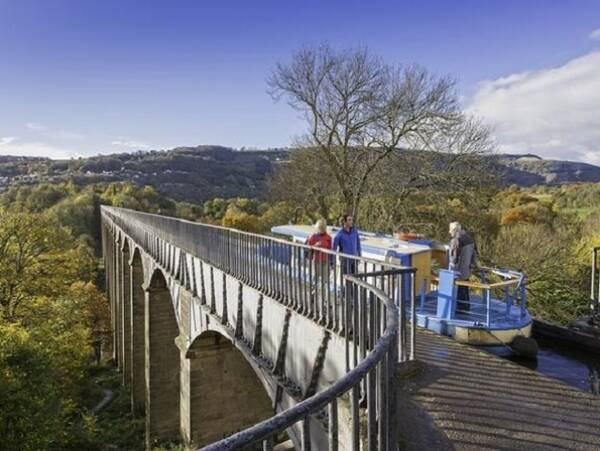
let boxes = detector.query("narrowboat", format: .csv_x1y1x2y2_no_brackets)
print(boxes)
272,224,533,350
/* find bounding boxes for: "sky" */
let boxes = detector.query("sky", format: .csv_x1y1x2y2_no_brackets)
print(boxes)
1,0,600,164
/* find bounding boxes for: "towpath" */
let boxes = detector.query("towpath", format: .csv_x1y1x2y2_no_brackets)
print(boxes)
397,329,600,450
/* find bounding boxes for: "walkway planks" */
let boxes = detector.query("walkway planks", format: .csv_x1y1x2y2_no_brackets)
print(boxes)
397,329,600,450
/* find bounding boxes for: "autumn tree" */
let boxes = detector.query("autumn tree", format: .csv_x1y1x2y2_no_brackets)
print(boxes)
268,148,339,221
481,221,589,323
67,282,111,365
0,211,95,319
221,204,262,232
260,201,307,230
0,323,66,450
268,44,494,219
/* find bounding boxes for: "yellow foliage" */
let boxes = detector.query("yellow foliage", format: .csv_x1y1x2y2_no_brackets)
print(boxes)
500,203,554,226
221,206,262,233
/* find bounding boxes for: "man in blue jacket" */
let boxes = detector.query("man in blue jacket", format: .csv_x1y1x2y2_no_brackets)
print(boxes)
333,214,362,274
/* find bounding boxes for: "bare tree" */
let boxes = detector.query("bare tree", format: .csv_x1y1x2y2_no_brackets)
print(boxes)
268,44,494,219
267,147,337,221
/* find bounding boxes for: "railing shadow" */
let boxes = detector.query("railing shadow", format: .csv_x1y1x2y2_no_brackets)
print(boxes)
402,329,600,450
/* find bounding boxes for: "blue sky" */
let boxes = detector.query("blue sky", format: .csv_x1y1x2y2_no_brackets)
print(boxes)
1,0,600,163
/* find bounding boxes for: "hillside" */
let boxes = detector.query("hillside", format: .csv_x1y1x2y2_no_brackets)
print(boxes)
497,154,600,186
0,146,598,204
0,146,287,204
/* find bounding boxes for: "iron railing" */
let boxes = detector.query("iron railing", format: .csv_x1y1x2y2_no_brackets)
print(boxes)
101,207,417,356
428,267,527,327
202,275,400,450
593,247,599,313
101,206,416,450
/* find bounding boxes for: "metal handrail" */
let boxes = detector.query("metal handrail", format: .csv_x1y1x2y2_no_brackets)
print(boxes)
101,206,406,271
201,276,399,451
593,247,599,312
101,206,415,335
428,267,527,326
101,206,411,450
454,278,520,289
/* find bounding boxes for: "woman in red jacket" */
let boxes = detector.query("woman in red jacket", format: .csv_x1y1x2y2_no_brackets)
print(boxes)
306,218,332,319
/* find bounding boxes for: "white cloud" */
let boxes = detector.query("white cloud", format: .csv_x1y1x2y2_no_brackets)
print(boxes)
52,130,85,140
0,137,81,159
26,122,48,132
468,52,600,165
590,28,600,41
26,122,84,140
111,138,151,150
0,136,18,145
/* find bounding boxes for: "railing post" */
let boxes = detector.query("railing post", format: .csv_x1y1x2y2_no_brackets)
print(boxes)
520,280,527,317
396,273,406,362
351,384,360,451
227,229,231,274
387,326,398,448
377,352,388,450
263,436,274,451
367,367,377,451
486,288,491,327
302,417,311,451
410,271,416,361
352,282,359,369
328,399,339,451
345,277,351,372
592,247,598,312
597,248,600,311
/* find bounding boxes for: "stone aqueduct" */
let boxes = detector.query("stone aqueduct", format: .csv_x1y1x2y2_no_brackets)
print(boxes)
102,206,413,450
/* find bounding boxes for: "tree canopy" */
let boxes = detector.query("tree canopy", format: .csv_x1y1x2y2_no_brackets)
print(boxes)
268,44,494,218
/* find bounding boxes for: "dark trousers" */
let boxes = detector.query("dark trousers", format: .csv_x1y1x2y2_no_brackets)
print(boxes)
341,259,357,276
457,285,470,312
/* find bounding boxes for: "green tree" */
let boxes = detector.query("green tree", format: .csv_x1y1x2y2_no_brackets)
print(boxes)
48,191,100,249
66,282,111,365
482,223,588,323
260,201,303,230
20,182,71,212
0,322,66,451
203,198,230,220
0,211,95,319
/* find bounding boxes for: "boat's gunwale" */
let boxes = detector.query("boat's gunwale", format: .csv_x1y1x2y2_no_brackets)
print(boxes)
417,291,532,331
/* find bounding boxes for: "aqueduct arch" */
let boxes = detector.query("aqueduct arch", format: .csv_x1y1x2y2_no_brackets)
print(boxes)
114,233,122,367
145,268,181,446
130,247,145,414
120,239,131,385
181,330,273,447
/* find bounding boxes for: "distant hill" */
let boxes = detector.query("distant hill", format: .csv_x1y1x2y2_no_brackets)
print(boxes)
495,154,600,186
0,146,287,204
0,146,598,204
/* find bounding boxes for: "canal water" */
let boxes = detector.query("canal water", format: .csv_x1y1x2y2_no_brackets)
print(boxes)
489,336,600,395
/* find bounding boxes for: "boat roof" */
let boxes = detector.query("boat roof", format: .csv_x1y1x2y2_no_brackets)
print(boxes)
271,224,433,257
